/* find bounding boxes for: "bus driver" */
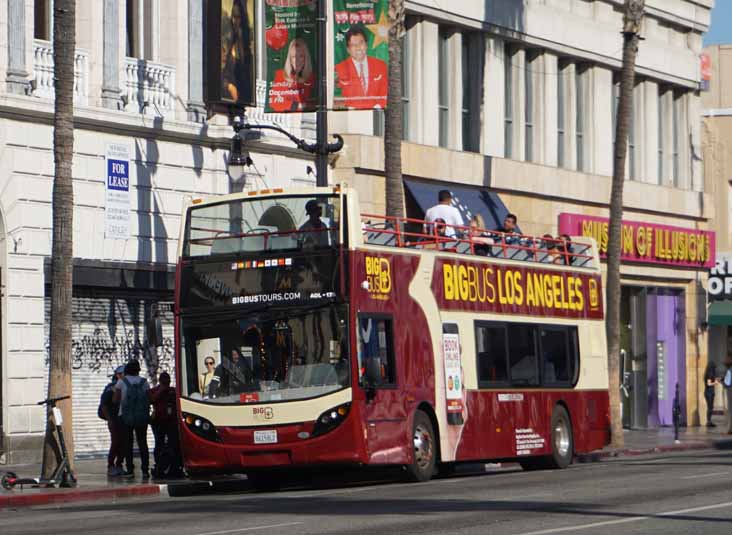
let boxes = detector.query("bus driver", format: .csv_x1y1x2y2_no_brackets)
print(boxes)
209,348,258,397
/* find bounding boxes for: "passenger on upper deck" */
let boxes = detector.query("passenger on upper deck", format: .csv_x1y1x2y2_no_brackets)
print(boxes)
298,200,331,247
468,215,494,256
494,213,520,244
424,190,463,238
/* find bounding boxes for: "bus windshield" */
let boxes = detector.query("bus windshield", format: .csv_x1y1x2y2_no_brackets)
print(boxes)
184,194,341,257
181,305,349,404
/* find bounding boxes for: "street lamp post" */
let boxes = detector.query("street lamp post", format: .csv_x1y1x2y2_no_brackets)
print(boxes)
315,0,328,187
227,0,338,187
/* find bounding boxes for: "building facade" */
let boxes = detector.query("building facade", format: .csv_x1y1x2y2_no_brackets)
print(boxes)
0,0,715,463
702,43,732,415
0,0,320,463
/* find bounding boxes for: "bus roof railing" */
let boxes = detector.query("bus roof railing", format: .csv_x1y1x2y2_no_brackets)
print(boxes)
361,213,595,268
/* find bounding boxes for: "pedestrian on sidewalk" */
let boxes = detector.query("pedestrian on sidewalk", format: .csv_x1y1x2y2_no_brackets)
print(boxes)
113,360,151,479
99,365,125,476
723,357,732,435
703,361,719,427
149,371,182,478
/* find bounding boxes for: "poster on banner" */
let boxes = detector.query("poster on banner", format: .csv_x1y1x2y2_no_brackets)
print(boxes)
205,0,256,108
333,0,389,110
104,143,131,240
443,332,463,414
264,0,318,113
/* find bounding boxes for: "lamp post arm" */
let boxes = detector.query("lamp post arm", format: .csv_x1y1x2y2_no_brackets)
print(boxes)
235,122,344,157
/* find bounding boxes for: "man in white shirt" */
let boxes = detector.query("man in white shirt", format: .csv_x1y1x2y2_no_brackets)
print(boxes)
424,190,464,238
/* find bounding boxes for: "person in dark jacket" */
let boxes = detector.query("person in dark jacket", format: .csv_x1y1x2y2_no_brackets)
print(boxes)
101,365,125,477
210,348,258,397
149,372,182,478
704,362,719,427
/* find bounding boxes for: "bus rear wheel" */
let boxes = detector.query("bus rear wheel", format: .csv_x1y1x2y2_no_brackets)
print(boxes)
405,410,436,482
519,406,573,471
547,405,573,469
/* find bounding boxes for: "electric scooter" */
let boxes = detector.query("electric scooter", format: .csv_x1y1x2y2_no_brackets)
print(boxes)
1,395,77,490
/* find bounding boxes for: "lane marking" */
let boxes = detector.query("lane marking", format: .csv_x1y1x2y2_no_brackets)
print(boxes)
680,471,729,480
198,522,304,535
512,500,732,535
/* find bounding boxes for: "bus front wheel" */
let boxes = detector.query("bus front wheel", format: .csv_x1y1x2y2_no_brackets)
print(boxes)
405,410,436,482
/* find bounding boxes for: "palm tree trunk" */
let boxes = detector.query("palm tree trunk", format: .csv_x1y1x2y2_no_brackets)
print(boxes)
606,0,645,449
42,0,76,476
384,0,405,217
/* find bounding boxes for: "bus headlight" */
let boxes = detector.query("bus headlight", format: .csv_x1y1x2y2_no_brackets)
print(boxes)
182,412,222,443
312,403,351,437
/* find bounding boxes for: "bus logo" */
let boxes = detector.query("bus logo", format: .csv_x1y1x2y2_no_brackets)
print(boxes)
365,256,391,300
253,406,274,419
589,278,599,310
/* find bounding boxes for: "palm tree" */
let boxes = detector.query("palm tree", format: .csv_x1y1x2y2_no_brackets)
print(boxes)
43,0,76,476
384,0,406,217
606,0,645,449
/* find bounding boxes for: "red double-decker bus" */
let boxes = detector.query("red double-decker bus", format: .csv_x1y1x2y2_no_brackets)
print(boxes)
174,186,609,483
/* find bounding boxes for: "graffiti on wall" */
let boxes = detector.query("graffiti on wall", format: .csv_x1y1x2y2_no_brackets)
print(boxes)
45,298,174,379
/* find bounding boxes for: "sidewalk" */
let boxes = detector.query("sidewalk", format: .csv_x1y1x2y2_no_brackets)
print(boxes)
2,423,730,510
575,418,732,462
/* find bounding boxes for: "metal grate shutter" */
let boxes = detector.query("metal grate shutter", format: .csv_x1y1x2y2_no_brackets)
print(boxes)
44,292,174,456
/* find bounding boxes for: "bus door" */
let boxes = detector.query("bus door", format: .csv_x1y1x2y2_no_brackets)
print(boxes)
357,314,409,464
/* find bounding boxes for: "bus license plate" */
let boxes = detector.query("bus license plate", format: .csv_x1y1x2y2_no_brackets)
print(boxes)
254,430,278,444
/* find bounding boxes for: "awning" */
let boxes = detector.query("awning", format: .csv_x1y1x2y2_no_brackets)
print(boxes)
403,178,518,233
708,301,732,326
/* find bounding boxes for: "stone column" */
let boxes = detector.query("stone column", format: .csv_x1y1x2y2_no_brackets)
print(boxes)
420,21,439,147
591,66,613,178
187,0,206,122
7,0,28,94
483,36,505,158
542,52,558,168
102,0,121,108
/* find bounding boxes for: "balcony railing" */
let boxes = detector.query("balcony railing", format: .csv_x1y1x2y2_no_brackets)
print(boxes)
122,57,176,115
31,39,89,105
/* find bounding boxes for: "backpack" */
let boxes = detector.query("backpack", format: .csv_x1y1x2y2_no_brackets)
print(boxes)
97,384,114,420
152,387,176,423
121,377,150,427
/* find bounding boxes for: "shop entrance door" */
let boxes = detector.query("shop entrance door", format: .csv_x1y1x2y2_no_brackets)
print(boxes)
647,290,686,427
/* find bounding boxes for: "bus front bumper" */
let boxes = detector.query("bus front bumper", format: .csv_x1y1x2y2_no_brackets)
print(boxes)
180,411,366,474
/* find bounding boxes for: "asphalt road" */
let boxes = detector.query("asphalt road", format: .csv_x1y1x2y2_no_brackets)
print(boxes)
3,450,732,535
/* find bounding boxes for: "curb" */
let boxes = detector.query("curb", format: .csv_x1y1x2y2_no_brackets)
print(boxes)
0,483,167,510
576,441,715,463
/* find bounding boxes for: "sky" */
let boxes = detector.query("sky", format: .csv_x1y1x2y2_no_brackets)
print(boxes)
704,2,732,46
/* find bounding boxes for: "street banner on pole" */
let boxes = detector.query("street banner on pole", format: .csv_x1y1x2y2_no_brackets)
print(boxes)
104,143,131,240
205,0,257,109
264,0,319,113
333,0,390,110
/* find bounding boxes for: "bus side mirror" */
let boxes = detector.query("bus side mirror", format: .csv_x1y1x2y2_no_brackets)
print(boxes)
146,305,163,348
365,357,382,389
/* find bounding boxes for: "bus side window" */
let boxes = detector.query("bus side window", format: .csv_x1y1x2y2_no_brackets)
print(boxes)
357,316,396,387
475,323,509,387
507,324,539,386
539,325,580,387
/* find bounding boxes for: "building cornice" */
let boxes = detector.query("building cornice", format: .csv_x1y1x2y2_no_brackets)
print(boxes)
702,108,732,117
0,94,314,161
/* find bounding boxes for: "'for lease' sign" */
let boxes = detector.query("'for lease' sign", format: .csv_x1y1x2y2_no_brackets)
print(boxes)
105,143,131,239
